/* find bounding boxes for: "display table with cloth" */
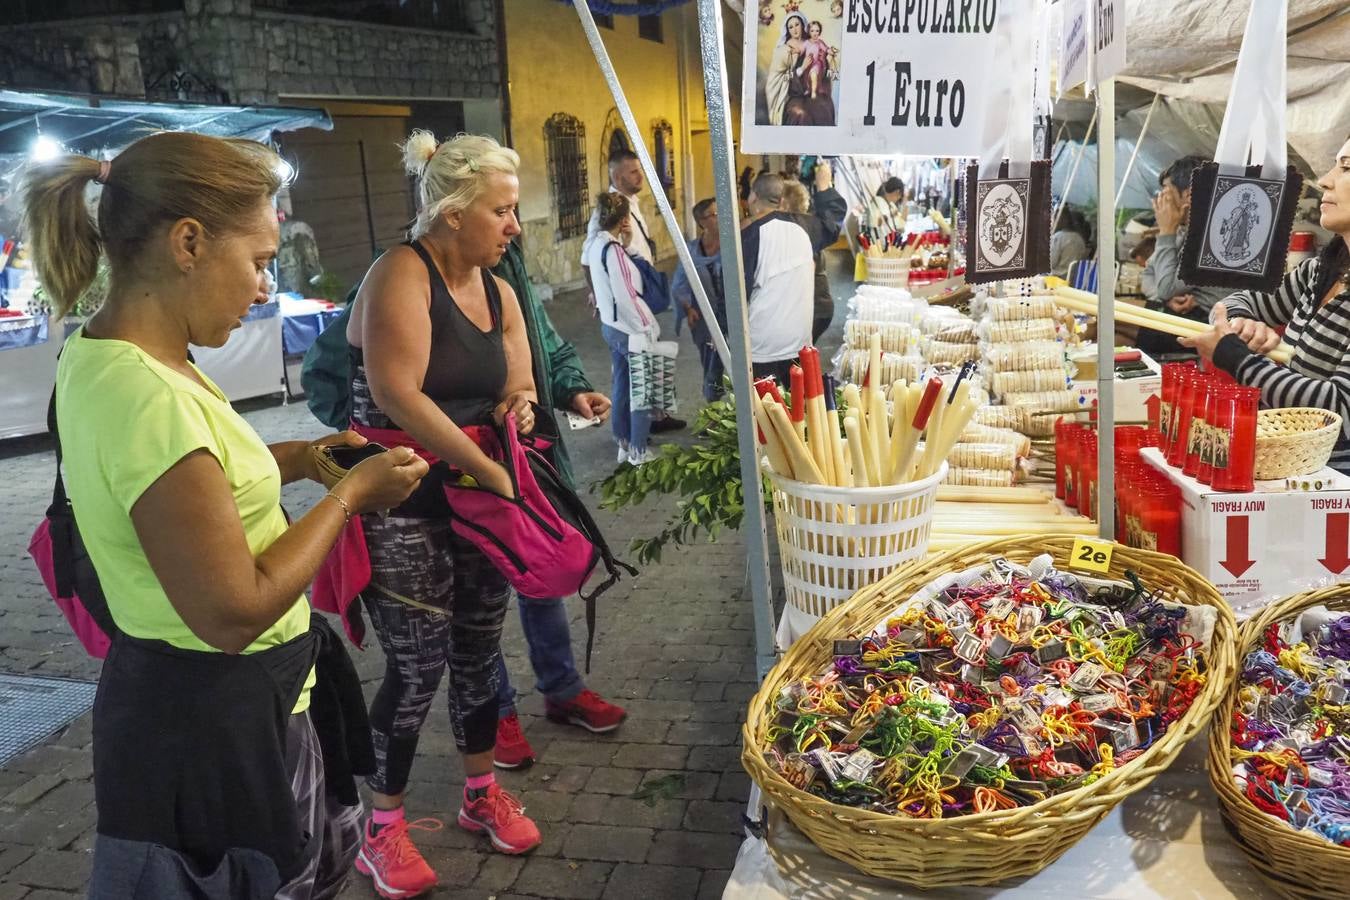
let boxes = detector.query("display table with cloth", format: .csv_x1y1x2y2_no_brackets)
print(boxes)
0,315,62,440
279,296,343,356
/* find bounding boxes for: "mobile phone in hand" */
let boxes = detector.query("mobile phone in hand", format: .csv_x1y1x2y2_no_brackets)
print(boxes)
326,442,390,470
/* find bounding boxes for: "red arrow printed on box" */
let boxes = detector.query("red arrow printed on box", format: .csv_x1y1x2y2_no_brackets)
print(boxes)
1320,512,1350,575
1221,515,1256,579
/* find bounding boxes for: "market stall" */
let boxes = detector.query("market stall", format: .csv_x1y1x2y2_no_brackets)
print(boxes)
572,0,1350,895
0,90,331,438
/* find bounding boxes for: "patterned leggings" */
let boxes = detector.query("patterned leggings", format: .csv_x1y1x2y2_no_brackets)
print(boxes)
361,515,511,796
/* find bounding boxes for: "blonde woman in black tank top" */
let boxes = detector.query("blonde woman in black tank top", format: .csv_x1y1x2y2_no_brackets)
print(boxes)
345,132,545,893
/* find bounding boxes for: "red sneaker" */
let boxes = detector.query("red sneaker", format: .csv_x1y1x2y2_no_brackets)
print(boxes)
354,817,441,899
493,713,536,769
457,783,542,855
545,689,627,733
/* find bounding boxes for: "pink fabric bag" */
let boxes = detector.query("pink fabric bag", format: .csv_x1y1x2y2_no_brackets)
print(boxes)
28,518,112,659
442,413,603,601
310,515,373,648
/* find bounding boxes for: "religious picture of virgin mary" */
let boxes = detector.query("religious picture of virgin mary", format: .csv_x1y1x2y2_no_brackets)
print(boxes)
754,2,842,127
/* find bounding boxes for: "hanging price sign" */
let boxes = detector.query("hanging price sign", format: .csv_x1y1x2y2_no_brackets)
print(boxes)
740,0,1006,155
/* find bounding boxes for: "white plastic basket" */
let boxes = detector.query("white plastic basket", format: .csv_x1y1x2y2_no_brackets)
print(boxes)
864,256,911,288
766,462,947,619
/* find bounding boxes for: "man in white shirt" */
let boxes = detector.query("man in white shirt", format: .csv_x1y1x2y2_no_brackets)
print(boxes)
586,149,654,262
740,173,816,386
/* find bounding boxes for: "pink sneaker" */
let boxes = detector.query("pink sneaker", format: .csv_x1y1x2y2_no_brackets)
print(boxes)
457,783,542,855
354,817,441,899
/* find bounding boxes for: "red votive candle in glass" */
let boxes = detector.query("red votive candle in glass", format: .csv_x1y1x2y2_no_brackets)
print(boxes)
1212,386,1261,492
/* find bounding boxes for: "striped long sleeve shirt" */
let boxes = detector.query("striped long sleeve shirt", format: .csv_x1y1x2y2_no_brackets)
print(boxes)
1215,251,1350,472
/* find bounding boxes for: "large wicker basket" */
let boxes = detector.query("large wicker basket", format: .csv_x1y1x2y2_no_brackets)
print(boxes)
1254,408,1341,480
742,535,1239,888
1206,584,1350,900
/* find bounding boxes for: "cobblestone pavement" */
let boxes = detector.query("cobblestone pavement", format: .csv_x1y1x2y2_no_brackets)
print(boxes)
0,276,836,899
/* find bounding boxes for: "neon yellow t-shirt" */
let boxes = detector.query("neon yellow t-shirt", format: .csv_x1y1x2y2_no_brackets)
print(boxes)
55,329,314,712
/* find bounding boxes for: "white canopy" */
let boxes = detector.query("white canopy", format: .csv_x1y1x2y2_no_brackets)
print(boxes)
1120,0,1350,172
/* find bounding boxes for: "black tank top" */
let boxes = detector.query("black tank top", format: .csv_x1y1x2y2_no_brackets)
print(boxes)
350,240,507,428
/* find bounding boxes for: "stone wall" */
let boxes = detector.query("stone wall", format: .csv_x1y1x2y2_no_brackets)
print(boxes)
0,23,145,97
0,0,500,104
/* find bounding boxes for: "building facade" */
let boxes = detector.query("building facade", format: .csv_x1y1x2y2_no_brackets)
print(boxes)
1,0,503,289
501,1,715,290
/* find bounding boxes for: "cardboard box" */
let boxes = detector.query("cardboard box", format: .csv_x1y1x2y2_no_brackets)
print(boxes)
1142,447,1350,617
1072,352,1161,426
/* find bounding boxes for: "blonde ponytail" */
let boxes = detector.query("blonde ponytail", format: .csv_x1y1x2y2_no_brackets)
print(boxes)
22,156,105,320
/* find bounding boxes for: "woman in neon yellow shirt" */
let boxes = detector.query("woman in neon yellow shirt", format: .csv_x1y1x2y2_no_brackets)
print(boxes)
24,132,428,899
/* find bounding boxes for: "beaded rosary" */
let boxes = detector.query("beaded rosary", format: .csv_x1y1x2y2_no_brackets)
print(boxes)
764,557,1211,818
1231,612,1350,845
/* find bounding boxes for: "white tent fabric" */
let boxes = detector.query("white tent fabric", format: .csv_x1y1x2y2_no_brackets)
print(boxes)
1120,0,1350,171
1053,96,1224,211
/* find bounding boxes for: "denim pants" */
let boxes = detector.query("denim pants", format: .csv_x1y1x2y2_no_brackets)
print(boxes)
602,323,652,451
496,594,585,717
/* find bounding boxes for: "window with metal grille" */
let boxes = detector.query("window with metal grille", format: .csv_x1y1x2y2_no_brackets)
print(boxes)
638,14,663,42
651,119,675,193
545,113,590,241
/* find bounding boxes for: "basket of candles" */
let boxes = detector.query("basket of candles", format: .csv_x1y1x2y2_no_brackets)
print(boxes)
751,342,980,621
1207,584,1350,900
742,536,1238,888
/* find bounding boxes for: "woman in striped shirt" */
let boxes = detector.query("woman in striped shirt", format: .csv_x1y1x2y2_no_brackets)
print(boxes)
1185,138,1350,472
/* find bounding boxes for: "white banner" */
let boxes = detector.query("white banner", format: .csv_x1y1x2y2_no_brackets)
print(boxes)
1057,0,1089,98
1090,0,1127,85
740,0,1006,156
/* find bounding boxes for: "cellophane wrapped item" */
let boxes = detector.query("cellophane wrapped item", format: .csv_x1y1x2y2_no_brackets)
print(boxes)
948,442,1019,472
960,423,1032,457
942,466,1016,487
833,348,925,387
984,341,1068,372
844,319,921,355
849,285,926,325
983,318,1060,344
988,368,1071,395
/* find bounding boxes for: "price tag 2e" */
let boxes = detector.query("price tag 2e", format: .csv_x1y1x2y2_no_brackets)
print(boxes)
1069,538,1114,574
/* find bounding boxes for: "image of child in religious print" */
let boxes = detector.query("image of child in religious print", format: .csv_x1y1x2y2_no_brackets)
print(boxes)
1219,188,1262,263
755,2,842,127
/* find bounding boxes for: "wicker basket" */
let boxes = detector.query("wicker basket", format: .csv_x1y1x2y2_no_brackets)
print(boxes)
766,464,945,620
1206,584,1350,900
1254,408,1341,480
742,535,1239,888
864,256,911,288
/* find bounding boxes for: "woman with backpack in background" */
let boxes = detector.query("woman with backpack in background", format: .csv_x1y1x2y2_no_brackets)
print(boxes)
343,131,543,897
584,191,676,466
24,131,427,898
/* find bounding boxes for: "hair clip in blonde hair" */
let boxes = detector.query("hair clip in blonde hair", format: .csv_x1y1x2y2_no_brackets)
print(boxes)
467,158,480,173
95,160,111,185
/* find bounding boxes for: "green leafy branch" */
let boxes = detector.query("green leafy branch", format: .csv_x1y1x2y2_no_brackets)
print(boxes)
596,393,770,565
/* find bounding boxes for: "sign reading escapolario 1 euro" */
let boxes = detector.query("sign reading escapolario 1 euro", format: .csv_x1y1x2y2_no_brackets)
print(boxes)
740,0,1005,156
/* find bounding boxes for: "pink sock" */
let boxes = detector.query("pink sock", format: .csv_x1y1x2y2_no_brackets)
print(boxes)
372,807,404,826
465,773,495,792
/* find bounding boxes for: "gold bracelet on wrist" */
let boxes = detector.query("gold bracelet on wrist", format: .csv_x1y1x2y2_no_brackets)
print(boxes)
325,491,353,522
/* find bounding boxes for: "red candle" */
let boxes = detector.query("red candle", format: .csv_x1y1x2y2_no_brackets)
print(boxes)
1212,386,1260,492
1077,431,1098,519
1183,375,1215,478
1168,369,1200,469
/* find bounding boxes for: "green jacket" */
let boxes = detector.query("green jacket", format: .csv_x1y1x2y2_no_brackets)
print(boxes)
492,241,593,490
